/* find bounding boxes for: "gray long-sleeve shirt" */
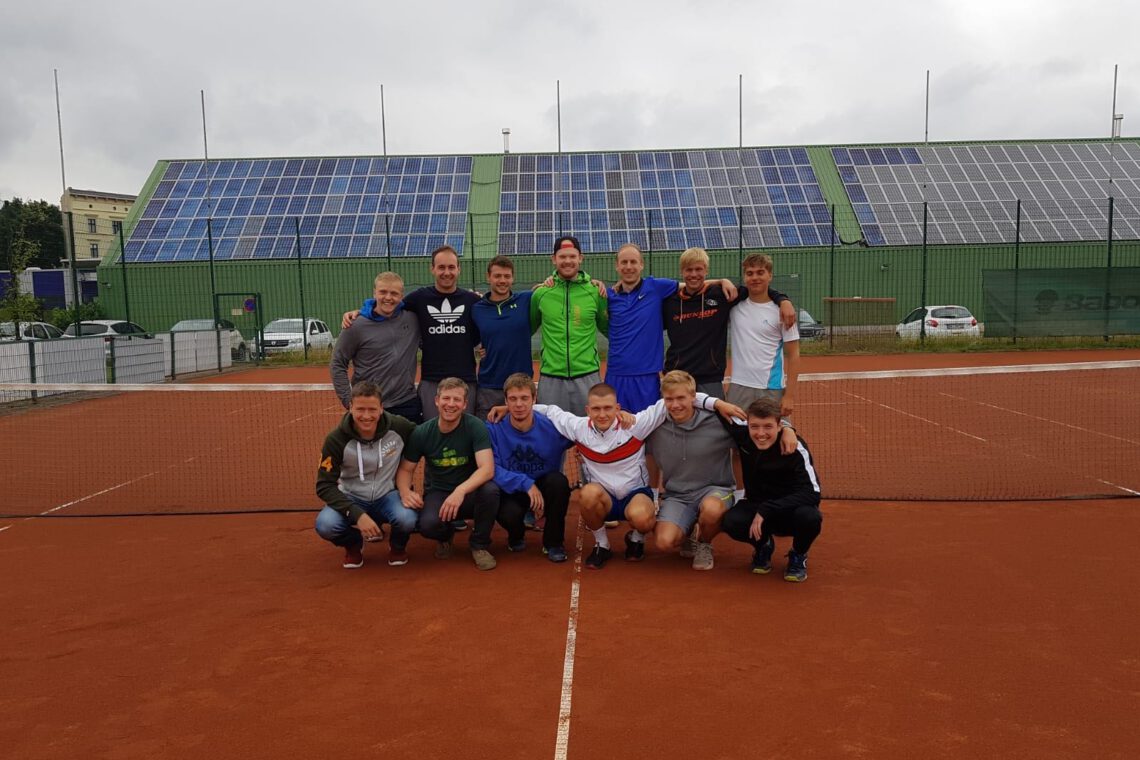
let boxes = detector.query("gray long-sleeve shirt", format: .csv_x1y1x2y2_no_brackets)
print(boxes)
646,408,736,499
330,310,420,408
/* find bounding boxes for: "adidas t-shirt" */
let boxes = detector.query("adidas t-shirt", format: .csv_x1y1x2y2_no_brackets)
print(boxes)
403,286,481,382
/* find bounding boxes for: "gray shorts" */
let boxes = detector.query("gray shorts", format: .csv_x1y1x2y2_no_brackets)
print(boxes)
726,384,783,410
537,373,601,414
474,386,505,421
657,486,734,533
419,379,477,420
697,380,726,400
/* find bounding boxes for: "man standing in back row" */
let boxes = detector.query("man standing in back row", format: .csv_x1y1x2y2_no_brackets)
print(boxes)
343,245,481,419
530,236,609,412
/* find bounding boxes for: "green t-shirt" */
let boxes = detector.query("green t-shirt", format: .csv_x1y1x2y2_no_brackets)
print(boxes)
403,414,492,493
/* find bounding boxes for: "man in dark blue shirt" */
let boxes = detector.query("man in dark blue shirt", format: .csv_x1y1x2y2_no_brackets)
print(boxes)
471,256,535,419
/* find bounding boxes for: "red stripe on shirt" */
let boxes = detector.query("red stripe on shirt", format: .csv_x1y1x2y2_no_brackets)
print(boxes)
576,437,644,464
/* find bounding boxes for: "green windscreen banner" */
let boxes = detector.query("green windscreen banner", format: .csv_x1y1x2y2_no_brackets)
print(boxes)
983,267,1140,337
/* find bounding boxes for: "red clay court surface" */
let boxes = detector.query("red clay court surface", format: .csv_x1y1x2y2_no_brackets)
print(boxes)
2,349,1139,759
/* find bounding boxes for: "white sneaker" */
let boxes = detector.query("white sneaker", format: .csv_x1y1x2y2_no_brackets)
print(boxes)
692,542,714,571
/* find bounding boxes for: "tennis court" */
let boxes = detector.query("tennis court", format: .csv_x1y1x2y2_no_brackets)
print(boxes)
2,350,1138,759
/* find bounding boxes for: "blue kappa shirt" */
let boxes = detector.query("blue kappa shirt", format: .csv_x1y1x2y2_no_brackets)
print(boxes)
487,413,573,493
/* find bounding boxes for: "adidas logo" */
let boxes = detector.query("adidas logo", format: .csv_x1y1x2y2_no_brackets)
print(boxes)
427,298,467,335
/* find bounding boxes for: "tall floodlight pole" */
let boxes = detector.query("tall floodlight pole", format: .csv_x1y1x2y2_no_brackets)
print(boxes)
380,84,388,157
556,80,564,237
922,70,931,202
54,69,81,315
202,89,222,369
739,73,743,149
1109,64,1121,192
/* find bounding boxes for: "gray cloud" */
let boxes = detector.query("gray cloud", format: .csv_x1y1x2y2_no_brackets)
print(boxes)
2,0,1138,202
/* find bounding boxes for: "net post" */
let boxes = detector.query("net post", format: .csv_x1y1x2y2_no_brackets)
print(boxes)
829,204,836,349
118,223,131,328
294,217,309,361
1012,199,1021,344
1105,195,1114,343
108,337,116,384
920,201,929,343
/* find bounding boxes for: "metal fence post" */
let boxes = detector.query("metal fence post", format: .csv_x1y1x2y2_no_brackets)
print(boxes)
117,223,132,328
28,340,38,403
920,202,929,343
294,217,309,360
206,217,222,371
828,204,836,349
1105,196,1115,342
1012,199,1021,344
65,212,81,334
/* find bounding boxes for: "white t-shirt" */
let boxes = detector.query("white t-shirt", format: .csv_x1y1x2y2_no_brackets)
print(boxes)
728,299,799,389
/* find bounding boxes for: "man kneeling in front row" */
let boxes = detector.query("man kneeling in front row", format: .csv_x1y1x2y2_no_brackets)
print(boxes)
487,373,575,562
396,378,501,571
314,380,419,569
721,398,823,582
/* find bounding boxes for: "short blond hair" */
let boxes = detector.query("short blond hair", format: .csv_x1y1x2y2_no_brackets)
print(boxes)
679,247,709,270
616,242,642,258
660,370,696,395
373,271,404,289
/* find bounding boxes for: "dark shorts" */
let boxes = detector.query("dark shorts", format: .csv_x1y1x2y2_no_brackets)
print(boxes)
604,486,655,522
605,373,660,413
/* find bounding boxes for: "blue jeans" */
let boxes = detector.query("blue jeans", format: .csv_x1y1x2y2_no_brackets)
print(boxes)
315,490,418,551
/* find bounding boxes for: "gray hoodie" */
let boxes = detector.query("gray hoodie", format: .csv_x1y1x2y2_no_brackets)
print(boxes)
646,408,735,499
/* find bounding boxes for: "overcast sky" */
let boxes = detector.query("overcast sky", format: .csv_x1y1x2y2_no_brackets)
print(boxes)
1,0,1136,202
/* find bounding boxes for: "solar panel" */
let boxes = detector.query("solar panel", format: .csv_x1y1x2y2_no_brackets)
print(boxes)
498,147,828,253
832,142,1140,245
124,156,474,262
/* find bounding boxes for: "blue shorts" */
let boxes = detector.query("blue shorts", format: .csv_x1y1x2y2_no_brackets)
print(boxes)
605,486,654,522
605,373,660,413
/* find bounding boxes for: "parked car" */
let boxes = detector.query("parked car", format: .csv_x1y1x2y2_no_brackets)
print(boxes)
896,305,981,339
0,321,65,341
797,309,826,340
170,319,249,361
253,318,333,356
62,320,153,356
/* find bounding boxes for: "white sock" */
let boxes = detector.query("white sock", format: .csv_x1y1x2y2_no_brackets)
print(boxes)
651,488,660,503
630,529,646,543
592,528,611,550
734,488,746,502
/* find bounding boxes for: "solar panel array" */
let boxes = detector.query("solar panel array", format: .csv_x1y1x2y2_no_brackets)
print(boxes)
833,142,1140,245
498,148,834,254
124,156,473,262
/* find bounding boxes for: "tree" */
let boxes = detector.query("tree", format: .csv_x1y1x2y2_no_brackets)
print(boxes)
1,198,67,271
0,229,43,324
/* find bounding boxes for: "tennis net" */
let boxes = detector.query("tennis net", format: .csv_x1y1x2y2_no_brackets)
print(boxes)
2,360,1137,517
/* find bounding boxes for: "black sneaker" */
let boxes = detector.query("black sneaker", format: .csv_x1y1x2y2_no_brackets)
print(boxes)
784,550,808,583
750,536,775,574
623,530,645,562
585,545,613,570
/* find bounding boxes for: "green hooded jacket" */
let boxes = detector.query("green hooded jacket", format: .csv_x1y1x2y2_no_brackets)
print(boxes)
529,270,609,378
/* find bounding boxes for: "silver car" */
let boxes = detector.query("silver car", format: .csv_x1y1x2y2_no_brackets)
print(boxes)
170,319,249,361
0,321,65,341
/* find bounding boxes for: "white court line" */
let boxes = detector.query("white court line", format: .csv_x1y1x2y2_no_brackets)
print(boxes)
0,399,341,536
554,519,585,760
841,391,988,442
938,392,1140,446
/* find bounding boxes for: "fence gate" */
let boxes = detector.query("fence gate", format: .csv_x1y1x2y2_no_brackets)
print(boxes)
215,292,263,362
